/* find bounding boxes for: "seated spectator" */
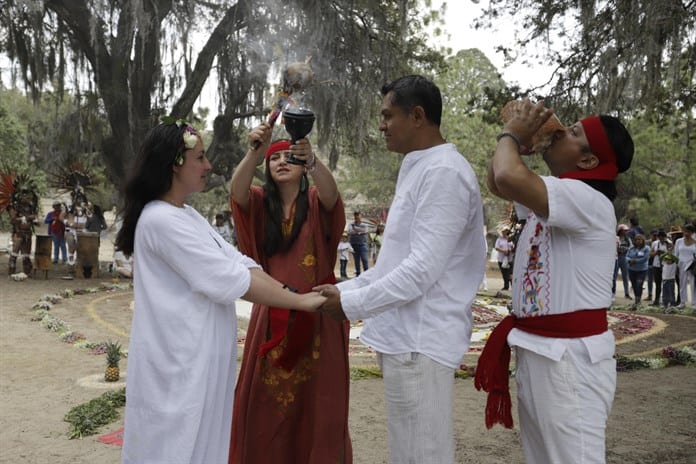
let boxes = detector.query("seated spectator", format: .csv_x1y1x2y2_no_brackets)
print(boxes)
113,249,133,279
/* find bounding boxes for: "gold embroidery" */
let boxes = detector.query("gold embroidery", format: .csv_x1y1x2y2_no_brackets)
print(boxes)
299,235,317,282
301,254,316,267
260,333,322,413
281,202,296,238
259,222,325,412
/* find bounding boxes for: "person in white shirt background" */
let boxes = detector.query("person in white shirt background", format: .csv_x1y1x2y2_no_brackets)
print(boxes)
648,229,671,306
660,252,678,308
495,227,513,290
112,248,133,279
337,232,353,280
212,212,231,243
315,74,486,464
674,223,696,308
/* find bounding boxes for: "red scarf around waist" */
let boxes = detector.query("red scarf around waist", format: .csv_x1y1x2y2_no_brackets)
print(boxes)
257,274,336,372
474,309,608,429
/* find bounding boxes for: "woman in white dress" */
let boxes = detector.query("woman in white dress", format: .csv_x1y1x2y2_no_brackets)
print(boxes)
115,119,324,464
674,224,696,308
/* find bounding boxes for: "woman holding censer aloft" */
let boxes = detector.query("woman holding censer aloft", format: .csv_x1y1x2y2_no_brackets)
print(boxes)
228,122,351,463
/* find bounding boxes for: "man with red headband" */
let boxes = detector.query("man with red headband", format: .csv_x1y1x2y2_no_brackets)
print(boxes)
479,99,633,463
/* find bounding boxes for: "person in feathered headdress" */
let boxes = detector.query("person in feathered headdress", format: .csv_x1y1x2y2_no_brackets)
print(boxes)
1,173,40,275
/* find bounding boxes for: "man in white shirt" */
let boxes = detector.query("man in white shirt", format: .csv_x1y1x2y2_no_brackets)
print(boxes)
494,227,513,290
479,99,634,464
315,75,486,464
649,230,671,306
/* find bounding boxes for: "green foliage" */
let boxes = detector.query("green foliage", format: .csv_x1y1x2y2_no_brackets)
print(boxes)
349,365,473,380
476,0,694,117
615,355,652,371
105,340,122,367
617,115,696,227
334,133,402,209
454,368,473,379
615,345,696,372
1,0,448,190
0,93,27,169
64,388,126,439
349,366,383,380
437,49,518,229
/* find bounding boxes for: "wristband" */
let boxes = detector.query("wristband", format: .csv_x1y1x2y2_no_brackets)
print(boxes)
307,153,317,172
496,132,522,151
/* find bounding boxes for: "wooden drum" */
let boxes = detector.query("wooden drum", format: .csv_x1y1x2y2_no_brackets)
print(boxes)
34,234,53,277
76,231,100,278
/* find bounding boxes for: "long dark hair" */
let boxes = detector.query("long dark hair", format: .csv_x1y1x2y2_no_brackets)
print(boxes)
262,140,309,256
114,123,188,255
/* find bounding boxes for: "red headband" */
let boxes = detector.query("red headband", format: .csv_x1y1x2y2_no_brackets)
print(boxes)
266,140,292,160
560,116,618,181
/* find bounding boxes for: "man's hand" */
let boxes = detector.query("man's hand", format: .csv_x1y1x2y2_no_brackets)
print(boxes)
503,99,554,150
312,284,348,321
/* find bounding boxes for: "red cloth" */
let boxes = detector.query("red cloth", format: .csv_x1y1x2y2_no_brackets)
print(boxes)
48,212,65,239
560,116,618,181
265,139,291,160
229,186,351,463
97,427,124,447
258,273,337,371
474,309,608,429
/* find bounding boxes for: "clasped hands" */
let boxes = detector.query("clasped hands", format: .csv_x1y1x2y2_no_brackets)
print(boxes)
295,284,346,320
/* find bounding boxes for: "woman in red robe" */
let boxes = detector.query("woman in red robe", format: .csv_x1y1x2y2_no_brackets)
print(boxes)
229,123,351,463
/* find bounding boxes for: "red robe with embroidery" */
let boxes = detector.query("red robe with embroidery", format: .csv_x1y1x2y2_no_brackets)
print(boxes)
229,185,352,464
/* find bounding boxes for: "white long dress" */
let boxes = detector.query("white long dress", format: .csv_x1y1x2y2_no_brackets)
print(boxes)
122,201,259,464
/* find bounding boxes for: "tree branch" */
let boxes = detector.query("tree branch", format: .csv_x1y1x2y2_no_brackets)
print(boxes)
170,0,251,117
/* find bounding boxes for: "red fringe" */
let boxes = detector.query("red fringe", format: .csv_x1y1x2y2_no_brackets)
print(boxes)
475,309,608,430
485,391,514,429
474,315,515,429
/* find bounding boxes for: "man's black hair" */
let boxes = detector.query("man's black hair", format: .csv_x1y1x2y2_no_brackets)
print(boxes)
582,115,634,202
381,75,442,127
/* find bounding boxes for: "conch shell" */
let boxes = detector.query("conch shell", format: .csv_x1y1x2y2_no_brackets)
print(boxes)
501,100,565,153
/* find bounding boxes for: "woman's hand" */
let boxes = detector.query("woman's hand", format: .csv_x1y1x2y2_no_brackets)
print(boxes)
294,291,327,312
289,138,315,167
247,123,273,162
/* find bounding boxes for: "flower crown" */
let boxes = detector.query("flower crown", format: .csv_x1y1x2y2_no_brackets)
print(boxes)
160,116,200,165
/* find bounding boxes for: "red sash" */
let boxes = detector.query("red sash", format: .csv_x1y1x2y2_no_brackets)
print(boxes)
474,309,608,429
257,274,336,371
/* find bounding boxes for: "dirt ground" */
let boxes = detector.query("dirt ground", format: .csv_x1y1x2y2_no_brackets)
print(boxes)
1,248,695,464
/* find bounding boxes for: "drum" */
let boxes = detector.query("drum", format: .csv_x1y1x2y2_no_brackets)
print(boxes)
34,235,53,276
76,231,100,278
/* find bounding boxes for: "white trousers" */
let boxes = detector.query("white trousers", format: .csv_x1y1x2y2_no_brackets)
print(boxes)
515,342,616,464
378,352,455,464
677,263,696,306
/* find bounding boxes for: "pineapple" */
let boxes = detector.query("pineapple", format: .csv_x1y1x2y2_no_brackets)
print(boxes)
104,341,122,382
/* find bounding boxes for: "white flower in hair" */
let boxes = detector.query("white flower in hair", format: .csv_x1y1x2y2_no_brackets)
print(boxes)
183,128,198,149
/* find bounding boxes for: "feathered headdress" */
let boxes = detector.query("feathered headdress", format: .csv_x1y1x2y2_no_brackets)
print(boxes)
0,172,39,214
48,162,97,208
49,162,95,193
